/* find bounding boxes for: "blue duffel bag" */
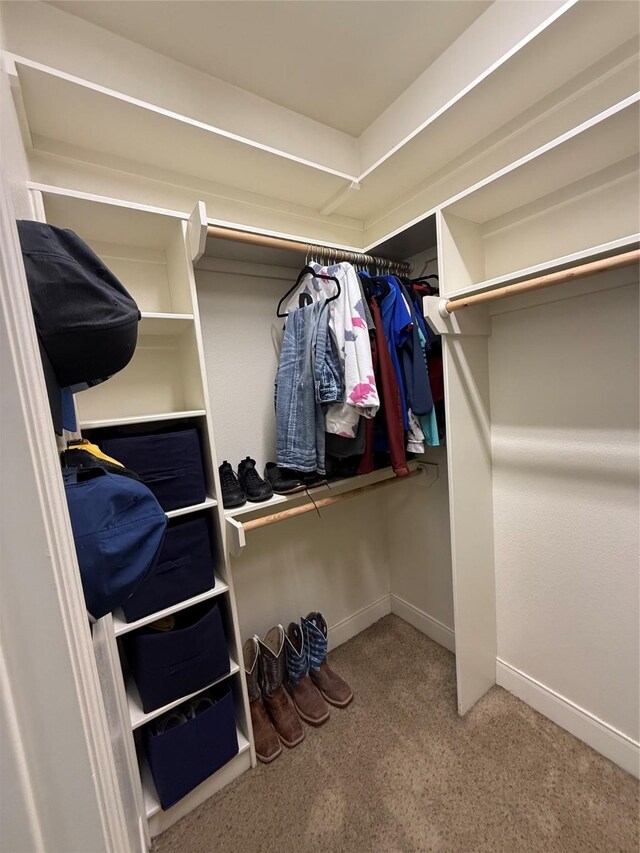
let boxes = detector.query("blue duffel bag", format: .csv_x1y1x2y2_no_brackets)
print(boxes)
63,466,167,619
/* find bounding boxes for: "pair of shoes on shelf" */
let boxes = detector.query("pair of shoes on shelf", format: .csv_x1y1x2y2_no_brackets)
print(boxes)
263,463,328,494
152,693,214,735
219,458,273,509
243,612,353,764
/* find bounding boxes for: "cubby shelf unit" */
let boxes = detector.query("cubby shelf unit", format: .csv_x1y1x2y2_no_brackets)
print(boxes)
29,185,255,843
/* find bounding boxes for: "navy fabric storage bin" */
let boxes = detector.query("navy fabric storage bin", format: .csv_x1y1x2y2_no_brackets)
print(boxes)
124,601,229,712
144,683,238,810
101,429,206,511
121,516,215,622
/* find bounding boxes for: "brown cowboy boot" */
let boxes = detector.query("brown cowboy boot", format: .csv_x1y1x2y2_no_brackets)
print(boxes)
258,626,304,747
284,622,330,726
302,612,353,708
243,637,281,763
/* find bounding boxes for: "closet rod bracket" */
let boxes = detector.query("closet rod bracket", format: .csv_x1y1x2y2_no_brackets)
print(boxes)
414,462,439,487
424,295,491,337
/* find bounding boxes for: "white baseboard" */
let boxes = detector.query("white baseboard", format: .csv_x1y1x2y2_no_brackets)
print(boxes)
328,595,391,650
389,594,456,653
496,658,640,779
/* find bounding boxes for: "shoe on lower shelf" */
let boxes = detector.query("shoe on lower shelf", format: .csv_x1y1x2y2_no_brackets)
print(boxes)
219,461,246,509
264,463,306,495
299,471,328,488
238,457,273,502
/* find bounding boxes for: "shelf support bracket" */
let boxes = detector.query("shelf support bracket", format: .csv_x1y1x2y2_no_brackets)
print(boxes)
414,461,439,488
424,295,490,337
187,201,208,263
225,516,245,558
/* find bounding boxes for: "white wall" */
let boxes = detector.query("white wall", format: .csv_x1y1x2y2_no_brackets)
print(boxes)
387,246,455,650
490,272,639,746
387,446,455,650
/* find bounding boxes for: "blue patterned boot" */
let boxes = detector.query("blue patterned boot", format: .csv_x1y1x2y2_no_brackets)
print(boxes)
284,622,330,726
301,612,353,708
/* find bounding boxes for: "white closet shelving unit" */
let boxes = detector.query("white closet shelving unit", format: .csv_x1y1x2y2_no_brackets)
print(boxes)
29,186,255,841
419,94,639,725
18,51,640,839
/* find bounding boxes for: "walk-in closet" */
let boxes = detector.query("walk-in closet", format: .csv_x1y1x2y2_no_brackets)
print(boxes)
1,2,638,852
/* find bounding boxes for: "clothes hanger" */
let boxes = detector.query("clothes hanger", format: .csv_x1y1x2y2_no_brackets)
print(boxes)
276,247,342,317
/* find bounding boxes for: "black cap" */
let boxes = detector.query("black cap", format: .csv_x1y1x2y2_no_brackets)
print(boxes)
17,221,140,433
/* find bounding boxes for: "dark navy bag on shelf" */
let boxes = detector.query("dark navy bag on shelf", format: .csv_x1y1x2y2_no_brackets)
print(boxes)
121,515,216,622
143,683,238,810
101,428,207,511
123,601,229,712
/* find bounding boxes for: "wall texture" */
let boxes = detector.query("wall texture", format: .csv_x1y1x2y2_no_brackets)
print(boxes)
490,273,639,745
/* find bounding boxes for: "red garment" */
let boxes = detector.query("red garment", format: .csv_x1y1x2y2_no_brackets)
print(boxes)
358,296,409,477
427,348,444,402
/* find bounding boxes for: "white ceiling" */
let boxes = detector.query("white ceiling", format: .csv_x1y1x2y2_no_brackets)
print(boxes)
47,0,490,136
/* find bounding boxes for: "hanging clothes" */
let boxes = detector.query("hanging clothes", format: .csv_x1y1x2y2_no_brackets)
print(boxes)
274,299,341,474
324,273,376,461
409,284,445,443
378,275,411,431
397,280,434,419
286,262,379,438
357,279,409,477
415,319,440,447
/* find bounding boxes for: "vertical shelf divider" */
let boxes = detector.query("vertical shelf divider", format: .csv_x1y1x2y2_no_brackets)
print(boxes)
181,205,255,767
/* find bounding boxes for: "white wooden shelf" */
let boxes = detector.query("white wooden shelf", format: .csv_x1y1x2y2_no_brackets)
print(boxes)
113,574,229,637
225,461,433,520
14,57,348,214
441,235,640,303
140,312,195,336
80,409,207,430
439,98,639,295
127,659,240,730
165,496,217,519
142,728,251,819
34,187,195,314
225,462,438,556
75,326,206,424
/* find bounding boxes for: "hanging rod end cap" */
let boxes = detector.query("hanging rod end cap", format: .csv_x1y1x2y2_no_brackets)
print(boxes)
438,298,451,319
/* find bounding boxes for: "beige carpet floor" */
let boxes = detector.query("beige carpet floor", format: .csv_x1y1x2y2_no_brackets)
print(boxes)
153,615,639,853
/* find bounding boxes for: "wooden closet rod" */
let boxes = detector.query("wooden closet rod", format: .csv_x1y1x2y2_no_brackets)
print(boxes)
443,249,640,314
242,468,422,532
207,225,410,273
